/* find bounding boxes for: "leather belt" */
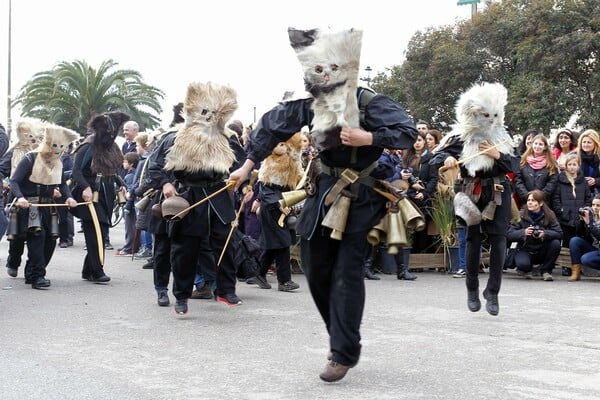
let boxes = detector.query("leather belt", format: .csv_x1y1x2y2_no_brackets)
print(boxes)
321,161,378,206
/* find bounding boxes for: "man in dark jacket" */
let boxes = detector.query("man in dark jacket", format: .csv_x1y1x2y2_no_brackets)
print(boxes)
230,27,417,379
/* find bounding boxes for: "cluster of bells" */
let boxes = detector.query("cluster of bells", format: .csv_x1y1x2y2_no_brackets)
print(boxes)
136,184,427,250
277,187,426,249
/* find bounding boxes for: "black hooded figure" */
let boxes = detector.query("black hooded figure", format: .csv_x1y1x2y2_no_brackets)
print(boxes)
70,111,130,283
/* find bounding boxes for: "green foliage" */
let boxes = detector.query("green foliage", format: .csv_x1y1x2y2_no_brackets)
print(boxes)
430,187,457,249
14,59,165,133
376,0,600,133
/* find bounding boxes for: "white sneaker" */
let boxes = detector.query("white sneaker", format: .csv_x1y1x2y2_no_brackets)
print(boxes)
542,272,554,281
453,269,466,278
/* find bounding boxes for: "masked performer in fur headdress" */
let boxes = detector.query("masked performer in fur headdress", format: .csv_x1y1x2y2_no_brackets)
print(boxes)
159,81,245,315
230,27,417,382
4,118,46,280
430,82,519,316
9,123,79,288
252,132,303,291
70,111,130,283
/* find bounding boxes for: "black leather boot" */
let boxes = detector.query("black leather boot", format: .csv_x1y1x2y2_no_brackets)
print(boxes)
483,289,499,316
363,246,380,280
467,290,481,312
364,265,380,280
397,263,417,280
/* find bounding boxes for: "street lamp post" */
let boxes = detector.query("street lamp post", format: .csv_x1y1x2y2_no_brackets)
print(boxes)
7,0,12,135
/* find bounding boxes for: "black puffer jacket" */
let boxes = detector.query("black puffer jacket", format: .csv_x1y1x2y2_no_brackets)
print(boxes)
507,208,563,253
551,171,592,228
515,164,558,204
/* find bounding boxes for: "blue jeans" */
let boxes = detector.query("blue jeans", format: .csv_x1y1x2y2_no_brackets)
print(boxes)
569,236,600,269
140,230,152,250
457,226,466,271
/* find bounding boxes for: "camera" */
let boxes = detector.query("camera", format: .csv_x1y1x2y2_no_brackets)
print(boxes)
532,225,542,238
402,167,419,185
579,207,593,216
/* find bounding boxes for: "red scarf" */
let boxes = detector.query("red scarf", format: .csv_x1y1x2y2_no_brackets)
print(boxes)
527,155,547,170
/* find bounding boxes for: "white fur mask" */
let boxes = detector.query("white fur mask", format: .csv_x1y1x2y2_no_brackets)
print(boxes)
455,82,514,176
288,27,362,151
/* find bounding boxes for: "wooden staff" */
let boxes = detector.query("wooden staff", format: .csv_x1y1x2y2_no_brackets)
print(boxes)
438,138,513,185
170,180,236,220
217,172,259,266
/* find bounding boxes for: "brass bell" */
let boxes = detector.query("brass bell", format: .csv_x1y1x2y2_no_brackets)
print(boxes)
6,206,18,241
278,189,307,209
135,195,151,212
135,189,156,212
398,198,426,232
322,195,351,240
151,203,163,219
386,211,408,255
27,205,42,234
482,201,497,221
117,190,127,206
161,195,191,220
367,217,387,246
50,210,60,238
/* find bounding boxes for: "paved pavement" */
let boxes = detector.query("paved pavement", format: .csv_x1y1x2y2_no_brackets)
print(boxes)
1,221,600,400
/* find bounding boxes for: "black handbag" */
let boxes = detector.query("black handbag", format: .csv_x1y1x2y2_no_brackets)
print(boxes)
504,245,517,269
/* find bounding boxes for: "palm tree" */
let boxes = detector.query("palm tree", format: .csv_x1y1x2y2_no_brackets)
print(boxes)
14,59,165,133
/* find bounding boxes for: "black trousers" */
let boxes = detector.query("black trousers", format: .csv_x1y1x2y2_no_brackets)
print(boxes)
152,232,171,292
170,219,236,300
195,235,217,284
515,239,561,274
81,220,108,277
466,228,505,295
6,236,26,270
301,229,369,368
259,247,291,283
24,228,56,281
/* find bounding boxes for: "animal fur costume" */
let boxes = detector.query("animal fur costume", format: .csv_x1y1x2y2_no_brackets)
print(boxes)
451,82,515,226
288,27,362,151
30,123,79,185
258,132,304,190
165,81,238,175
9,117,46,175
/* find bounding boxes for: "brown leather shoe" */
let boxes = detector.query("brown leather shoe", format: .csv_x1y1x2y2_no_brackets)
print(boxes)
319,360,350,382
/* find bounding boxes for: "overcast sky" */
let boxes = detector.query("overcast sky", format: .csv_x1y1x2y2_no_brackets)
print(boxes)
0,0,476,133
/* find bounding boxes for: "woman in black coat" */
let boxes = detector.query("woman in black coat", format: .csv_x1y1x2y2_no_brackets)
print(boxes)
401,131,438,253
507,189,562,281
577,129,600,194
551,152,592,246
514,134,559,205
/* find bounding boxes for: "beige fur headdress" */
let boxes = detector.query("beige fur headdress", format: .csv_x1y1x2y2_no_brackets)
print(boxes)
10,117,46,175
258,132,303,189
165,81,238,174
30,123,79,185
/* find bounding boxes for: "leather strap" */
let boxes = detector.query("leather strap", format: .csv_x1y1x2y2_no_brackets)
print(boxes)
324,168,359,206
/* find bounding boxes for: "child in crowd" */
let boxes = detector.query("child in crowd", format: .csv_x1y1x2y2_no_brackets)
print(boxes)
116,151,139,256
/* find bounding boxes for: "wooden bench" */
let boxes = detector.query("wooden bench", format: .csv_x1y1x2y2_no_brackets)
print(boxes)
556,247,571,268
406,251,490,272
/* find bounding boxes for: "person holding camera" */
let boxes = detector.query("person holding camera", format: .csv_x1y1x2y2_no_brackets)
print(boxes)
401,131,437,254
507,189,563,281
567,194,600,281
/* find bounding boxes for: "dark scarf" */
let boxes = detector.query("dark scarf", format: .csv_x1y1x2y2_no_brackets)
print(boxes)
528,209,545,226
